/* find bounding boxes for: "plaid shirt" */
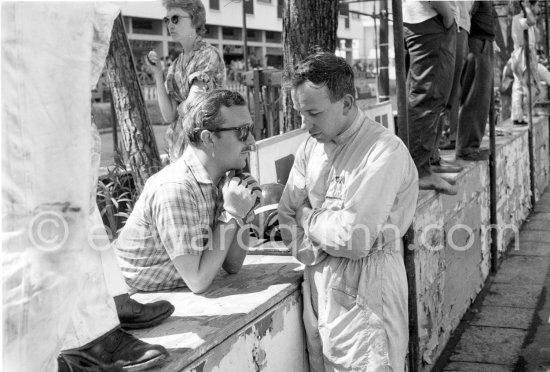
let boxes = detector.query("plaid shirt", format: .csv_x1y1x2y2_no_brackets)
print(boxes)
114,147,222,292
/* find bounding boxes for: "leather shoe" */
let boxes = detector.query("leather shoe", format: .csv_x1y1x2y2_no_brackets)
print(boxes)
115,293,175,330
439,140,456,150
61,327,168,371
513,119,528,125
457,148,490,161
58,353,122,372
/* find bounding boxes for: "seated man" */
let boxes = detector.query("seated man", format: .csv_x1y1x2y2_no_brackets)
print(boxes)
115,89,261,293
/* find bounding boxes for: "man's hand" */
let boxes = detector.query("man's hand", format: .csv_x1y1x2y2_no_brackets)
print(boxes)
221,175,262,220
295,199,312,229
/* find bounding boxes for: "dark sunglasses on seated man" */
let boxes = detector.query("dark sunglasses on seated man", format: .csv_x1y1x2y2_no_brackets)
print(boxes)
163,15,191,26
195,123,254,142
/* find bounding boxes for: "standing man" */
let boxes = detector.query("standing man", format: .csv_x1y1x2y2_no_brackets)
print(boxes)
278,52,418,371
403,0,457,194
455,1,497,161
115,90,261,294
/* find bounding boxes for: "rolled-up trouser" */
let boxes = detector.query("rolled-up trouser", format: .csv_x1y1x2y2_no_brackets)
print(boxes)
302,242,408,372
404,17,456,177
457,37,494,156
2,3,119,371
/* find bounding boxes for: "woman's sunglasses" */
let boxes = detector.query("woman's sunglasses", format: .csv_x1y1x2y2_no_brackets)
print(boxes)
208,123,255,142
163,15,191,26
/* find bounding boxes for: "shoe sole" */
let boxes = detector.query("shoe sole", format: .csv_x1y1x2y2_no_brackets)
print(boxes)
122,352,168,372
121,305,175,330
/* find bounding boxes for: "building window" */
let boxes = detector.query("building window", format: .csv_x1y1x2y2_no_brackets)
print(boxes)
222,27,242,41
265,31,281,43
257,0,271,3
204,24,218,39
210,0,219,10
277,0,284,18
339,3,350,29
132,17,163,35
247,29,261,42
244,0,254,14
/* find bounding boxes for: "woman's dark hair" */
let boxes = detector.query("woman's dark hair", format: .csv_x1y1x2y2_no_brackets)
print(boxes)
291,50,356,102
162,0,207,37
182,89,247,144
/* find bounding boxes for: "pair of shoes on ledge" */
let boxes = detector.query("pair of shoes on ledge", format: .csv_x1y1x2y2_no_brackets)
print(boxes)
115,293,175,330
419,174,458,195
61,327,168,371
457,148,490,161
431,158,463,173
513,119,528,125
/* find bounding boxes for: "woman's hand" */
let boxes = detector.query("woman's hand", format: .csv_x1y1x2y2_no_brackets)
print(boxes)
145,51,164,80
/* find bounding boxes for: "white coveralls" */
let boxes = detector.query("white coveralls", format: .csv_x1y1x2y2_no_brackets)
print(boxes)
279,111,419,371
2,3,121,371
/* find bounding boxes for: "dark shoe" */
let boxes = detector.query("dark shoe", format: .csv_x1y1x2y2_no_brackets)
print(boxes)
431,158,463,173
62,327,168,371
58,353,123,372
513,119,528,125
419,174,458,195
457,148,490,161
439,140,456,150
114,293,175,330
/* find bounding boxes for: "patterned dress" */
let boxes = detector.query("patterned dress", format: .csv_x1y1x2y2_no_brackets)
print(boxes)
165,37,226,162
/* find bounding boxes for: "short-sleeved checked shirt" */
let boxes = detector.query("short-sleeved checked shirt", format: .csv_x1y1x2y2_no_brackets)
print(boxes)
114,147,222,292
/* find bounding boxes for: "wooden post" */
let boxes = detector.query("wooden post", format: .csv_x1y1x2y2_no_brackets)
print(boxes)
104,14,162,194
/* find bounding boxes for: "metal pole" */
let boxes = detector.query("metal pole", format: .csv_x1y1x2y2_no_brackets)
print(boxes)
243,0,251,109
524,28,537,207
391,1,418,371
545,0,549,60
489,49,498,273
378,0,390,102
373,1,380,96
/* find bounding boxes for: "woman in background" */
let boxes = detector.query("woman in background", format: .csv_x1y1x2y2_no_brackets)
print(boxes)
147,0,226,162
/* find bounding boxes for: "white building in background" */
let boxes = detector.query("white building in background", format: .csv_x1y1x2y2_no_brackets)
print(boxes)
116,0,374,70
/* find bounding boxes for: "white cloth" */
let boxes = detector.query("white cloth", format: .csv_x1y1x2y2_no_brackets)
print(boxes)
456,1,474,32
2,3,120,371
278,110,419,371
512,13,536,49
402,0,438,24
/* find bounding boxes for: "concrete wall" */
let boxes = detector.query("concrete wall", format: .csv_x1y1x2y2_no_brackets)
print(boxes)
413,118,550,370
185,291,307,372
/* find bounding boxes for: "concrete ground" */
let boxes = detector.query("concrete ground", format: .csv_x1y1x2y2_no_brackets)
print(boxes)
435,185,550,371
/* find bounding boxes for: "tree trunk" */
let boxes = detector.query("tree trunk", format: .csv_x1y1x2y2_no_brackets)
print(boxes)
104,14,161,194
282,0,339,131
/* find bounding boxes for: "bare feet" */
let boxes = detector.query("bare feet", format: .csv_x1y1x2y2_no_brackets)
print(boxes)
419,174,458,195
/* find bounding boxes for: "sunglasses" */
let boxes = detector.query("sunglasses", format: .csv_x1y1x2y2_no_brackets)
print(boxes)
163,15,191,25
209,123,254,142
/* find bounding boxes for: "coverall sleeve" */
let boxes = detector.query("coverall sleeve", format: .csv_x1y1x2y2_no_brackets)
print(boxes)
305,139,410,260
278,140,328,266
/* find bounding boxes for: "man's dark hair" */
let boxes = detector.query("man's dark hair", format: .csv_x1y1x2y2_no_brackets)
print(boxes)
182,89,247,144
291,51,356,102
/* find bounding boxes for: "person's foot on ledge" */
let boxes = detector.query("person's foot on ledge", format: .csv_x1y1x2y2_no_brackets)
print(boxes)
438,173,457,185
457,148,490,161
114,293,175,330
419,174,458,195
61,327,168,371
431,158,463,173
439,139,456,150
